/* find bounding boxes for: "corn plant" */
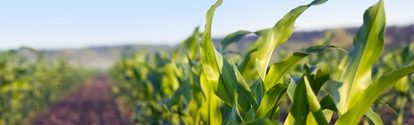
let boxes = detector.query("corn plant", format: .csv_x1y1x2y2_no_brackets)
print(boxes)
372,42,414,124
110,0,414,124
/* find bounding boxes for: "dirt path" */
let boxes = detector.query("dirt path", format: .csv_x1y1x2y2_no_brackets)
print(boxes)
31,76,133,125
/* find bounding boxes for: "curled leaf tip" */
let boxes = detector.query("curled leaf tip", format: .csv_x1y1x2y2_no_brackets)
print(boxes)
309,0,328,6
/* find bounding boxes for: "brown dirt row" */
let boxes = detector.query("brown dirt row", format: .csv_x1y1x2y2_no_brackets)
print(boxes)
31,76,133,125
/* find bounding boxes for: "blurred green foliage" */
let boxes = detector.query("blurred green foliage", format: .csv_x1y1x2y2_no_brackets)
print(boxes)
0,47,96,125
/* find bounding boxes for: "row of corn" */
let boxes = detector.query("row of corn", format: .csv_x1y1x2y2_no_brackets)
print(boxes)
110,0,414,124
0,47,96,124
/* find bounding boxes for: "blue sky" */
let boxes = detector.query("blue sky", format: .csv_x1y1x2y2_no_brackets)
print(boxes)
0,0,413,50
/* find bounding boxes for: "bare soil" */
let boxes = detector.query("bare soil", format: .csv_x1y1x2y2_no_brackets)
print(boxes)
31,76,133,125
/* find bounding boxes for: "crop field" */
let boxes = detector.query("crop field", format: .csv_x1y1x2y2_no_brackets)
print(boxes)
1,0,413,125
0,48,95,124
109,0,414,124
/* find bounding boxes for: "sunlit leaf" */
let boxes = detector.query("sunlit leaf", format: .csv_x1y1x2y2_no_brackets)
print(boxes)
255,1,324,81
199,0,238,106
332,0,386,116
337,64,414,125
264,45,335,90
304,76,328,125
255,83,288,119
199,72,222,124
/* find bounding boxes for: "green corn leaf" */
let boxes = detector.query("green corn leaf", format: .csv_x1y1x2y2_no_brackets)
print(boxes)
309,0,328,6
312,62,331,93
161,64,180,95
401,42,414,65
213,57,239,106
287,77,297,100
144,81,155,100
255,5,307,81
284,75,298,124
319,95,338,112
232,63,259,112
322,110,334,124
181,72,193,103
304,76,320,112
246,28,271,54
244,108,255,122
237,92,251,115
255,83,288,119
243,118,281,125
223,103,245,124
132,65,148,82
332,0,386,115
393,76,409,93
247,28,271,53
287,64,330,125
238,36,266,80
264,45,335,90
188,100,201,124
306,112,317,125
200,0,238,106
364,108,384,125
336,64,414,125
284,113,295,125
220,30,251,53
237,28,277,80
199,71,222,125
180,115,194,125
250,79,264,106
304,76,328,125
254,28,271,36
187,54,204,108
307,110,333,125
199,0,223,86
269,107,281,120
222,106,238,124
255,1,324,81
290,75,309,124
396,97,408,125
185,27,200,61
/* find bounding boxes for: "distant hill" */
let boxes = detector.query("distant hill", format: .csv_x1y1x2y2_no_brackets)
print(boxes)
27,24,414,70
41,45,174,70
216,25,414,52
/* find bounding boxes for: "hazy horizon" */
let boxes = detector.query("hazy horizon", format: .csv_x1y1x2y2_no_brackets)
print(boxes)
1,0,413,50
